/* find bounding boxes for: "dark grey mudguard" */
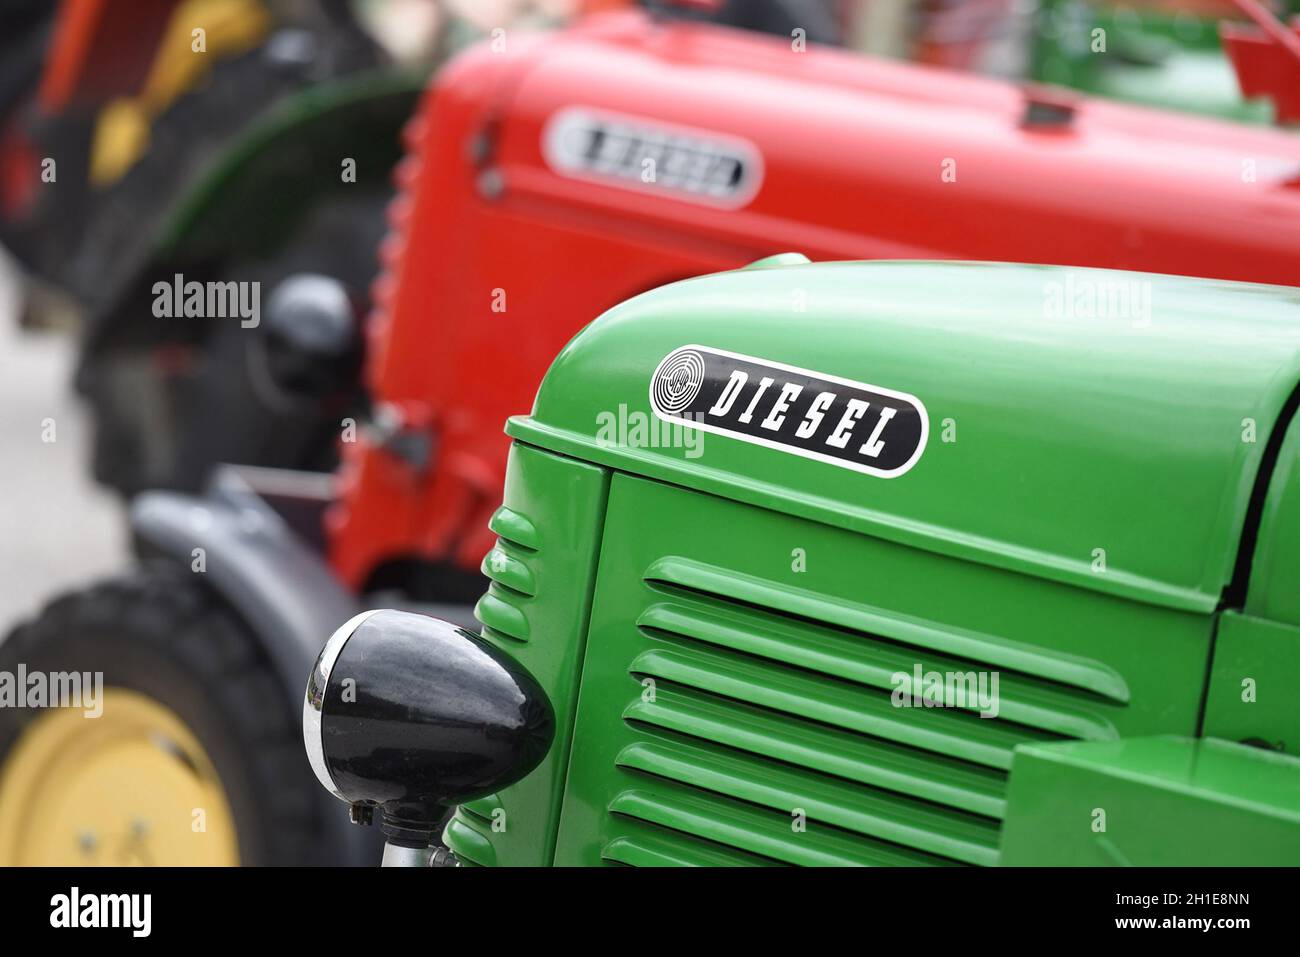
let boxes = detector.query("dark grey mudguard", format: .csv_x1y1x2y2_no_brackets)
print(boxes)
129,477,374,865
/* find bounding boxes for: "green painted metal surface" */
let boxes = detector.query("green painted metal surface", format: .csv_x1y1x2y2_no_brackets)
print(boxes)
1204,613,1300,756
1000,736,1300,865
453,259,1300,865
551,474,1206,865
444,442,609,866
1031,1,1284,124
1246,411,1300,628
508,261,1300,612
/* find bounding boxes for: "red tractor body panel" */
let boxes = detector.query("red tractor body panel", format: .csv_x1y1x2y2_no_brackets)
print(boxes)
327,11,1300,588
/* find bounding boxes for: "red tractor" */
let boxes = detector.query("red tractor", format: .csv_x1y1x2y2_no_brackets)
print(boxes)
4,4,1300,865
329,6,1300,598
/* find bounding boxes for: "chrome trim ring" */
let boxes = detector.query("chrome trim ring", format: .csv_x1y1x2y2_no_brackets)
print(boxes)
303,609,381,803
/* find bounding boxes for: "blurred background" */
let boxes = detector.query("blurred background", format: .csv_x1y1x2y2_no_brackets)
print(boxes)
3,0,1296,633
0,0,1297,865
0,258,124,628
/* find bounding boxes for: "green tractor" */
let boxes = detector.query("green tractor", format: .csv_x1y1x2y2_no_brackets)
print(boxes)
1031,0,1300,124
305,257,1300,866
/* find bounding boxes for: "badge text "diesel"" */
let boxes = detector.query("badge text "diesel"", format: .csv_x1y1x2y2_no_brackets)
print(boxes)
648,346,928,477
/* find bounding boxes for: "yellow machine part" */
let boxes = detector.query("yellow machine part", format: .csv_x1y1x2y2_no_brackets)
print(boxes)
0,688,240,866
90,0,272,185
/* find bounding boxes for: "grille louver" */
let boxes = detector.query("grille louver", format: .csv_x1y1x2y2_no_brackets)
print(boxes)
607,556,1130,866
475,506,540,644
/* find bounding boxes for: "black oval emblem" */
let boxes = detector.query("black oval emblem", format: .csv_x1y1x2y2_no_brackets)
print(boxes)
542,108,763,207
649,345,928,477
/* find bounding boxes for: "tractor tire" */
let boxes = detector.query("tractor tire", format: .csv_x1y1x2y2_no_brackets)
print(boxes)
0,565,327,866
63,29,379,314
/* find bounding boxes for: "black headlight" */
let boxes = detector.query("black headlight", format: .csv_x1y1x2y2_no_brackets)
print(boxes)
303,609,554,850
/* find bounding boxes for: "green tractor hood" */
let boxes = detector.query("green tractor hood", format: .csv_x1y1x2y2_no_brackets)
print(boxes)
508,259,1300,613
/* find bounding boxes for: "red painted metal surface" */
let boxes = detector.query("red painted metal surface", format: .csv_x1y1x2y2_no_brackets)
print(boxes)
1222,12,1300,124
38,0,178,110
327,10,1300,589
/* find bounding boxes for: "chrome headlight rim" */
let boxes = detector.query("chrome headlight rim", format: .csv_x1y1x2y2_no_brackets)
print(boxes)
303,609,381,803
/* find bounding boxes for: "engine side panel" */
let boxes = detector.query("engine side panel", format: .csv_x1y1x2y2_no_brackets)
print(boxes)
550,473,1209,866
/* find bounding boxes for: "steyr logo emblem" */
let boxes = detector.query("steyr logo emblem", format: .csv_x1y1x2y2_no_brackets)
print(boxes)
652,348,705,414
648,345,928,478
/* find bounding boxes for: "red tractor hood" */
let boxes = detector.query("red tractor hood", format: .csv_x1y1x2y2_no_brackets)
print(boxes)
496,10,1300,287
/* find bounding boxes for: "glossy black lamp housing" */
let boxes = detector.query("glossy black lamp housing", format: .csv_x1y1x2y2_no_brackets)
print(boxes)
262,273,362,397
303,609,554,849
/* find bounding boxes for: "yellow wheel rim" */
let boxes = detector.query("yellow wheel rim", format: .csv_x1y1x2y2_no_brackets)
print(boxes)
0,689,240,866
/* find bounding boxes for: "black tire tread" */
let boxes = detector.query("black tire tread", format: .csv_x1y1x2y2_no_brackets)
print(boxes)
0,564,323,865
